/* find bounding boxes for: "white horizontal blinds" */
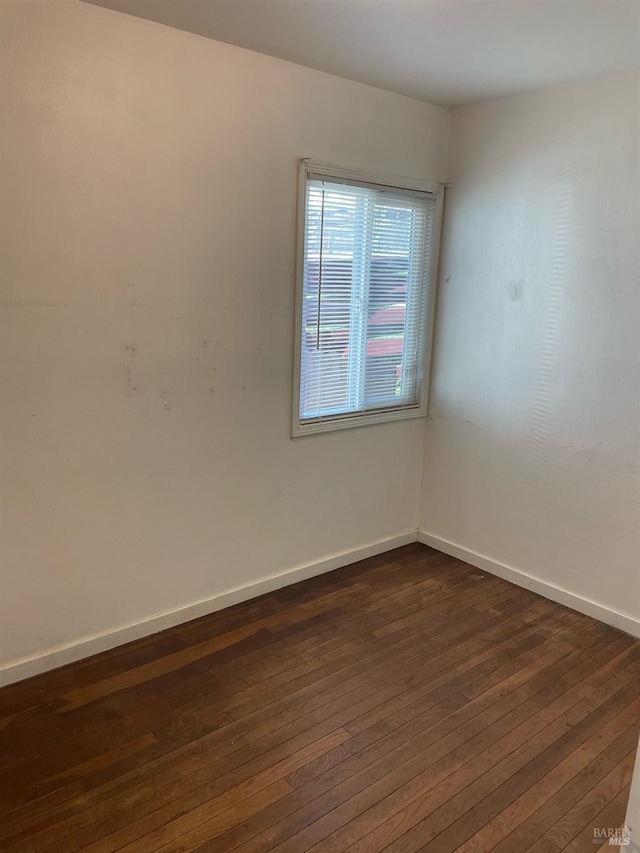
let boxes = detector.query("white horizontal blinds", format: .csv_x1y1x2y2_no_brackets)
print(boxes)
364,196,432,408
300,182,357,418
300,177,435,422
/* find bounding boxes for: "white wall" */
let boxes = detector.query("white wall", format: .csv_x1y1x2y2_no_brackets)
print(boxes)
0,0,449,678
421,75,640,626
3,2,637,686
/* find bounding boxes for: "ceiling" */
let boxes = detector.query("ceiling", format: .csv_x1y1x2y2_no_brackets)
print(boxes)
84,0,640,107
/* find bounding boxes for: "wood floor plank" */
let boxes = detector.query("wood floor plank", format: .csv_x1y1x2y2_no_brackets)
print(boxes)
525,751,638,853
220,680,580,853
7,620,536,844
268,680,592,853
118,779,293,853
351,675,637,853
0,544,637,853
559,785,632,852
493,728,639,853
450,697,640,852
200,649,591,853
7,730,350,853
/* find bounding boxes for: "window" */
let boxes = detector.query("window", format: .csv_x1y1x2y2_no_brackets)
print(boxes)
292,161,443,436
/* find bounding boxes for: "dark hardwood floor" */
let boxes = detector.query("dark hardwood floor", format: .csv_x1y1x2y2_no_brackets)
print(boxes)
0,543,638,852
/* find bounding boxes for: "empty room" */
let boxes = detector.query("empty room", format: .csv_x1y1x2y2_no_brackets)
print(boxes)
1,0,639,850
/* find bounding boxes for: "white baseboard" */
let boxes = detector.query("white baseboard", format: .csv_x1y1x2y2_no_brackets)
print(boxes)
418,530,640,639
4,528,637,687
0,531,418,688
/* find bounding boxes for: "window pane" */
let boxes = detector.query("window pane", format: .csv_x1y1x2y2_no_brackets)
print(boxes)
300,185,356,417
365,203,416,405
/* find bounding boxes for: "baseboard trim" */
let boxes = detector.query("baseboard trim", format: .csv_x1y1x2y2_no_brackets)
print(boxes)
4,528,637,687
0,531,418,687
418,530,640,638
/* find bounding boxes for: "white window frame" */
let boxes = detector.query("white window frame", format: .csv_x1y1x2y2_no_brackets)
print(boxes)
292,160,444,437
